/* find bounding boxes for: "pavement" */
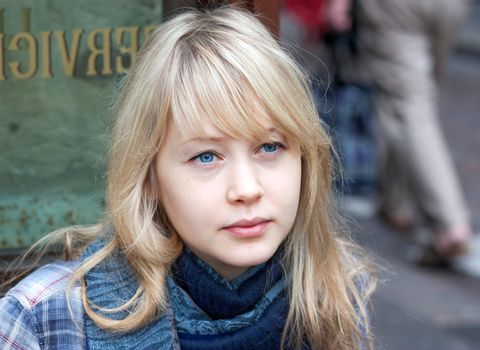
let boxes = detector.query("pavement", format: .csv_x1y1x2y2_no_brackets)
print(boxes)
346,50,480,350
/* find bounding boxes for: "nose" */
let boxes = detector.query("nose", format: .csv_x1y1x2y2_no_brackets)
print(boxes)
226,161,264,206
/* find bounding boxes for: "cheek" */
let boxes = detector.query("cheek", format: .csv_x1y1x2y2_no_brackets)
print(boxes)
271,157,302,206
160,174,218,229
287,165,302,216
284,162,302,232
261,158,301,237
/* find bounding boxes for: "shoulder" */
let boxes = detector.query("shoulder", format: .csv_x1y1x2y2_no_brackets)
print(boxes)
6,259,81,308
0,259,85,349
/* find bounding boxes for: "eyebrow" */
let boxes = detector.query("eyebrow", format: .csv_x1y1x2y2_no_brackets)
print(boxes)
179,136,227,147
178,127,280,147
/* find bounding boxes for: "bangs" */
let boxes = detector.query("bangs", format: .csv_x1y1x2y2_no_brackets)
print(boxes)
168,38,301,144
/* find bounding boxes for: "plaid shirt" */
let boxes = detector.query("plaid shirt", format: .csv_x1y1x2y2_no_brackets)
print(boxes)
0,260,86,349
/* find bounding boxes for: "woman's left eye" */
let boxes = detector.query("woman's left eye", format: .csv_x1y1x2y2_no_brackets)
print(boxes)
260,142,282,153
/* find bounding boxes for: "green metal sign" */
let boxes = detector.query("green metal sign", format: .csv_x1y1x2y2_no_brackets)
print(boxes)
0,0,163,250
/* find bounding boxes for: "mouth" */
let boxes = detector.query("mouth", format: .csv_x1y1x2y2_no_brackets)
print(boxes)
223,218,271,238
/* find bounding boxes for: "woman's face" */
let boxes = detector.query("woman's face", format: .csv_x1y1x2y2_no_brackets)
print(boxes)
155,117,302,280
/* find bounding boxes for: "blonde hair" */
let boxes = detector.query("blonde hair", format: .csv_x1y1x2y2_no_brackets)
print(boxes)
10,6,375,350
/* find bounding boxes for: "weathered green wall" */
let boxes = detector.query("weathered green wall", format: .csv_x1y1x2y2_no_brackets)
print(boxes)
0,0,163,250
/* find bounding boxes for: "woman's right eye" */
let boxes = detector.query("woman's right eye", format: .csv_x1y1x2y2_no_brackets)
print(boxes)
192,151,217,164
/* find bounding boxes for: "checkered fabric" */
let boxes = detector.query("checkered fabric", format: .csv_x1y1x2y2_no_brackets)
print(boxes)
0,260,85,349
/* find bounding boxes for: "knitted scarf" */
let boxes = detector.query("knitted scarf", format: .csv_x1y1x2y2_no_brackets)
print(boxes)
82,240,295,350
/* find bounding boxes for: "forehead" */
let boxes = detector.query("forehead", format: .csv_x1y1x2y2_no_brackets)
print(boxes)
167,111,280,144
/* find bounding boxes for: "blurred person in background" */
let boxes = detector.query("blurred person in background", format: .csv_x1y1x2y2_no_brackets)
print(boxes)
284,0,476,270
349,0,474,267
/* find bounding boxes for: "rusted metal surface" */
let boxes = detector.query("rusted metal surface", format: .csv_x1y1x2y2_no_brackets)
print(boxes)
0,1,163,256
0,193,104,250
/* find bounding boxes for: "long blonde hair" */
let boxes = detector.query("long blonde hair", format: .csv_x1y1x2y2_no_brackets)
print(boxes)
10,6,375,350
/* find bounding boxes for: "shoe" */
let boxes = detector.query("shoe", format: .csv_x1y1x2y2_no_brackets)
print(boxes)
415,225,471,268
415,241,468,268
434,224,471,255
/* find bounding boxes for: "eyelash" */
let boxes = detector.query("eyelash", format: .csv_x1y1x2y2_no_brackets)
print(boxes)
189,142,285,165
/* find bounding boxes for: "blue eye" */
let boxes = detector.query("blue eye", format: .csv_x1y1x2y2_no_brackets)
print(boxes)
196,152,215,163
261,143,280,153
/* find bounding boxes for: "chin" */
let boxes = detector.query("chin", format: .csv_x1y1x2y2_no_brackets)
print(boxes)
226,244,281,268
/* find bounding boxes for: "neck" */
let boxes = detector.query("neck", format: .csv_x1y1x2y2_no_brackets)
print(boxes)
186,246,250,281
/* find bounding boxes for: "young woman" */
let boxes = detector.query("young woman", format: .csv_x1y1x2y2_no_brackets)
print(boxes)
0,6,375,350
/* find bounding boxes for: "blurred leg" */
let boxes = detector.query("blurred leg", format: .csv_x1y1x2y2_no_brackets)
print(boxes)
356,0,471,236
375,95,416,228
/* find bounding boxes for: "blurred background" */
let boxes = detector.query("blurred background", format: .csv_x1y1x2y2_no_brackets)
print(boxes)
0,1,479,349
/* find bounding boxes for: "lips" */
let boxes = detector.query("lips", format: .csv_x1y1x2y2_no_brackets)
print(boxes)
223,218,271,238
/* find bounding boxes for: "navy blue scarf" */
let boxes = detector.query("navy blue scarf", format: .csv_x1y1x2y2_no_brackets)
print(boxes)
82,240,301,350
170,248,289,349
